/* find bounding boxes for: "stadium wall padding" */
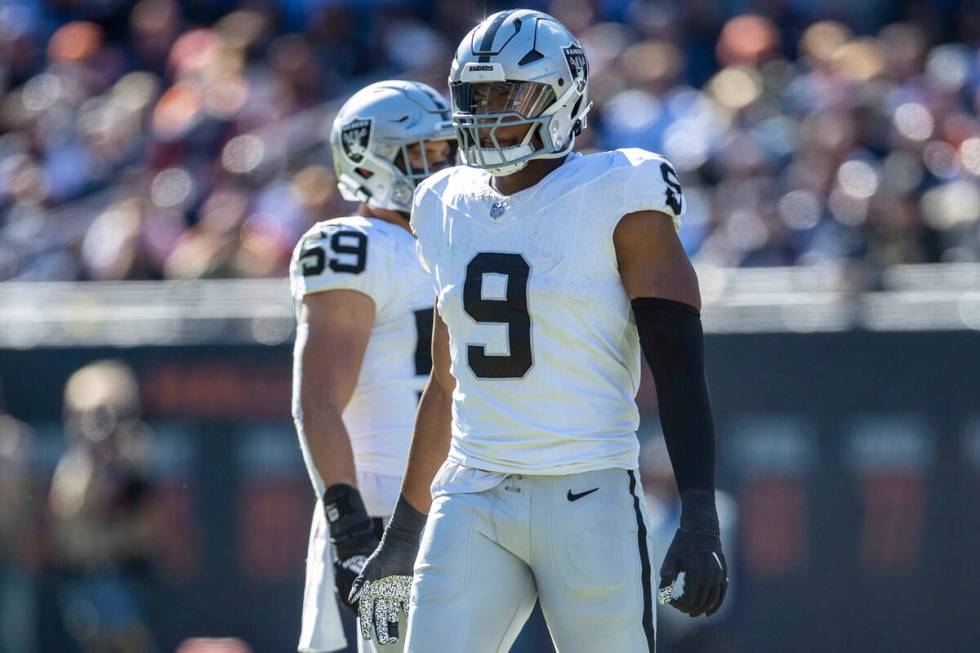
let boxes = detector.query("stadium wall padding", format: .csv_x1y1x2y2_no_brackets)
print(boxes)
3,331,979,653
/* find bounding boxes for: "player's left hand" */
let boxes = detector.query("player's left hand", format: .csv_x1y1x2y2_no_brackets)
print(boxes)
350,572,413,646
658,490,729,618
349,494,426,645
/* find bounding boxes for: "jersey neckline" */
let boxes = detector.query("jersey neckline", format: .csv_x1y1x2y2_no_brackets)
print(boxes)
477,151,584,204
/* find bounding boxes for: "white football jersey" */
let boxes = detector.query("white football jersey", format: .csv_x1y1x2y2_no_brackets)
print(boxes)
290,216,434,484
411,148,684,475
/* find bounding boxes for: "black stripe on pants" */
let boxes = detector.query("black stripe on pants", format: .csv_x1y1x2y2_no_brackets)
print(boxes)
628,470,656,652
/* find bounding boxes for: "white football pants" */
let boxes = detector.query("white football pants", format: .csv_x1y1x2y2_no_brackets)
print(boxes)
405,467,658,652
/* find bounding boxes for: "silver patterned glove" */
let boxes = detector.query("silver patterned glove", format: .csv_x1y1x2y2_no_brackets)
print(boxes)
352,576,413,645
349,495,426,645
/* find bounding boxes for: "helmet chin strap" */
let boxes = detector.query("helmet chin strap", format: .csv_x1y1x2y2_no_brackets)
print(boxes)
469,114,542,175
471,125,575,176
487,161,529,177
473,143,534,175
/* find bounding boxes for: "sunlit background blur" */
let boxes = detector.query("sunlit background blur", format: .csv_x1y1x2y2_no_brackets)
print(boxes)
1,1,979,652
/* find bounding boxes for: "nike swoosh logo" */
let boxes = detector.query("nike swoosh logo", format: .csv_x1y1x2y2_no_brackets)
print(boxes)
567,487,599,502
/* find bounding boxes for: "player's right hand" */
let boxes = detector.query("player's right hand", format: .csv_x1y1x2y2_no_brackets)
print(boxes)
322,484,380,612
349,494,426,646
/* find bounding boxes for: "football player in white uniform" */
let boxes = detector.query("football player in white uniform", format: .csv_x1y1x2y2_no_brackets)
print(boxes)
351,10,728,653
290,80,455,653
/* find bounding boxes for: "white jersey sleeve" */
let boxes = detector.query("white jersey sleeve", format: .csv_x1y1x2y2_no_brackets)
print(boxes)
289,218,395,312
612,148,686,231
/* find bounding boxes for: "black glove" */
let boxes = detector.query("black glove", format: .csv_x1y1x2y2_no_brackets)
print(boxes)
322,484,379,612
349,494,426,646
658,489,728,618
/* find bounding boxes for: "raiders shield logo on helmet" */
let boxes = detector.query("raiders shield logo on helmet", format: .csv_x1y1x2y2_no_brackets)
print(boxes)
562,45,589,91
340,118,372,163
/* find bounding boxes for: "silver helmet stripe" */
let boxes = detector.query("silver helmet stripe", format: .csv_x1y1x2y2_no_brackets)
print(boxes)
450,10,590,176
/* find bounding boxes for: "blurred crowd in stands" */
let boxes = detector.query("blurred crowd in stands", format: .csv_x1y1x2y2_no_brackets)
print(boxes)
1,0,979,283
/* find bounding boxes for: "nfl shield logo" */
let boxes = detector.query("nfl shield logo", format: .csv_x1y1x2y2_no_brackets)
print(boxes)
490,201,506,219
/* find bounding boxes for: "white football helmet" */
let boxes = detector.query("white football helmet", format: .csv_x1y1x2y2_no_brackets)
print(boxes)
330,80,457,213
449,9,591,176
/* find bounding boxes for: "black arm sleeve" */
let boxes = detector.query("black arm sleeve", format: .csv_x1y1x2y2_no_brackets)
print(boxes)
632,297,715,494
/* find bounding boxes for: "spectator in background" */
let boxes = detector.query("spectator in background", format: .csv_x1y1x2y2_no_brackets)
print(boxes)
48,360,158,653
0,379,38,653
0,1,978,283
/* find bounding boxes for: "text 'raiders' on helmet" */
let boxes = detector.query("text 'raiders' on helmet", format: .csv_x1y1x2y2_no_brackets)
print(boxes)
448,10,591,176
